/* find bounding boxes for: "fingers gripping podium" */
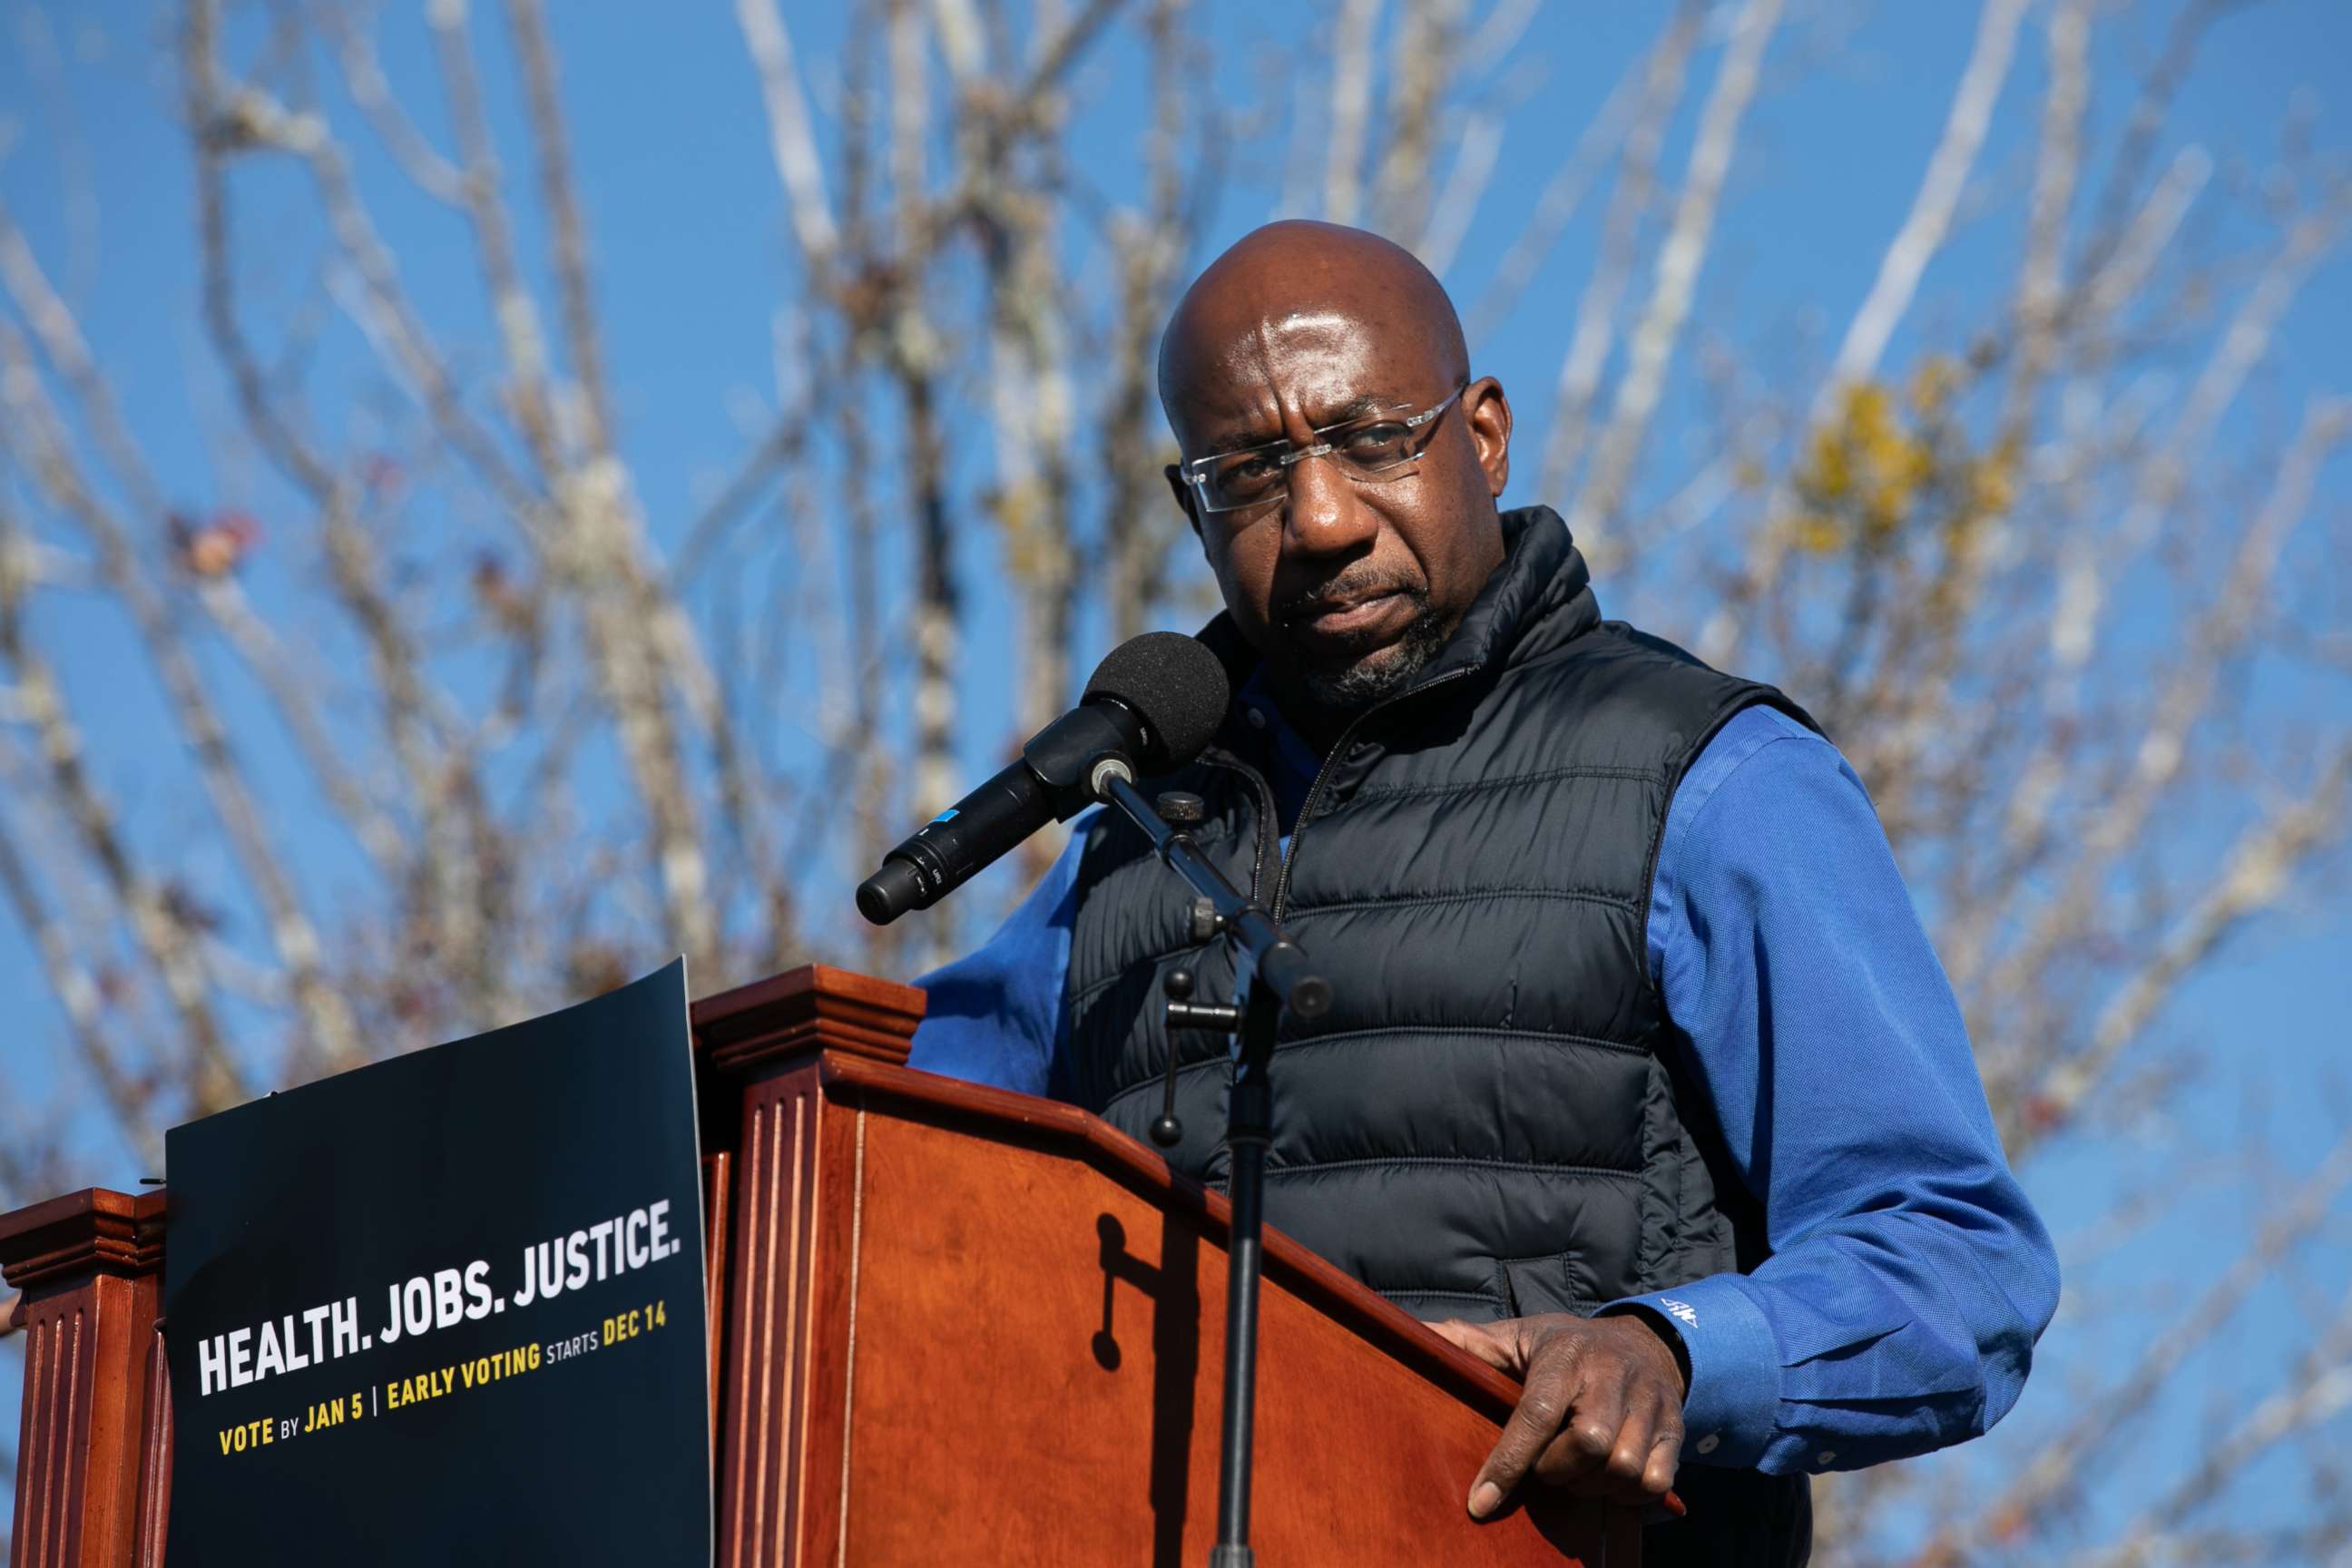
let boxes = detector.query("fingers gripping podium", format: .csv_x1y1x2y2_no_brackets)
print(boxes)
3,965,1638,1566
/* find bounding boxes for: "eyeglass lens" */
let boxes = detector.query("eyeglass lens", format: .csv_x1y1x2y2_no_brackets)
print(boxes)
1196,412,1434,511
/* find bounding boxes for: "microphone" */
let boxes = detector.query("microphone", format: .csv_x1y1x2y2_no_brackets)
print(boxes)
856,632,1232,926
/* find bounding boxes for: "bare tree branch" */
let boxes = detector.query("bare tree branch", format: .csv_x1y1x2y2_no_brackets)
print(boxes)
1562,0,1782,568
1534,0,1705,505
0,314,358,1073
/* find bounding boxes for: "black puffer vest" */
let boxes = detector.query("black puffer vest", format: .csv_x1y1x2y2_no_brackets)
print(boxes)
1058,508,1815,1563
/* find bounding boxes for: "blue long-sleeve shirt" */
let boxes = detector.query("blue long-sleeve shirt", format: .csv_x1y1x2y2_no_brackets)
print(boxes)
909,700,2058,1477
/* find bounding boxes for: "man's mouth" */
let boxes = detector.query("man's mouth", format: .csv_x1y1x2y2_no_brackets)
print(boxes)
1297,591,1406,636
1279,580,1425,652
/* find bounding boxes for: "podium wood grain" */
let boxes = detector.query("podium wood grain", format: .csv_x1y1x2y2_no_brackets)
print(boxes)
695,966,1633,1566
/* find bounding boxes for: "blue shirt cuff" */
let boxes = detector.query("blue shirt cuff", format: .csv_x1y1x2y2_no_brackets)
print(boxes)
1602,1275,1779,1469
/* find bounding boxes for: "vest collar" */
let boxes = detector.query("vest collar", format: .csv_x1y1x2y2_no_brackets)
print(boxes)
1407,504,1598,689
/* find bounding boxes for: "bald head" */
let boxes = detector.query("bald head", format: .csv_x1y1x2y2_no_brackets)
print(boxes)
1154,221,1512,740
1157,221,1468,420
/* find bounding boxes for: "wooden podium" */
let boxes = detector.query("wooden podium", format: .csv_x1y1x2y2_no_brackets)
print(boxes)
4,965,1637,1565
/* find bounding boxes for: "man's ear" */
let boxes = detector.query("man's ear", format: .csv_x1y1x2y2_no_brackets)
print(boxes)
1164,464,1203,540
1465,376,1512,499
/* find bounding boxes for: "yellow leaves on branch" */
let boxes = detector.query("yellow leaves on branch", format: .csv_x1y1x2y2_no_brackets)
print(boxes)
991,479,1061,583
1786,357,2017,556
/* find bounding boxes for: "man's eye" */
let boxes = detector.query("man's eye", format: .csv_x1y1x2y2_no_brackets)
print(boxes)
1342,422,1409,457
1221,455,1281,486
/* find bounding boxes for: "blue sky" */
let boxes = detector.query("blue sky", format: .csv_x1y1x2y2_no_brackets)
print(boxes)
4,0,2350,1552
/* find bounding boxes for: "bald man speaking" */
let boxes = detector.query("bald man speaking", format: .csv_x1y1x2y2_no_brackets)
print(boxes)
912,222,2057,1564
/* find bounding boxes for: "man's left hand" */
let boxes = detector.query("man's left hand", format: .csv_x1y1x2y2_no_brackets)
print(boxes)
1426,1312,1689,1518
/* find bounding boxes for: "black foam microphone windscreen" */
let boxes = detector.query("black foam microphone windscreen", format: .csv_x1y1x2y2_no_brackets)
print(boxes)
1081,631,1232,773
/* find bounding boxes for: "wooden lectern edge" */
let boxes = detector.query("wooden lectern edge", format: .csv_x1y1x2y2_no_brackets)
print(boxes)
0,1185,166,1295
691,964,927,1083
695,961,927,1018
811,1049,1537,1430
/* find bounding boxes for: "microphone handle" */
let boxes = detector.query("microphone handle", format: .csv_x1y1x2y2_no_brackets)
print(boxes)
858,701,1149,926
856,760,1051,925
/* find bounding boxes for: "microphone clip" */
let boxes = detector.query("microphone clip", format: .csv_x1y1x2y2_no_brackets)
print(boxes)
1020,700,1142,821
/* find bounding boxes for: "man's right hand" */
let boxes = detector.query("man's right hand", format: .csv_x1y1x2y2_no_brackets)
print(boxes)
1426,1312,1688,1519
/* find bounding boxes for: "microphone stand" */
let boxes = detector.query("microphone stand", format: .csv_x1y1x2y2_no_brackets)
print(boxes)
1097,771,1329,1568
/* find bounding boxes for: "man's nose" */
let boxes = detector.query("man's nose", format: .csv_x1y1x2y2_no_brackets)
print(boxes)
1281,452,1379,557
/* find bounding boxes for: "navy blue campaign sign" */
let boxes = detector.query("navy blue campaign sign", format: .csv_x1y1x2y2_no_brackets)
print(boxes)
163,961,710,1566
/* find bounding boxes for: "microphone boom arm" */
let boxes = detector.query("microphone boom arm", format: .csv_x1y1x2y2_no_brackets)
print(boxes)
1095,774,1329,1020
